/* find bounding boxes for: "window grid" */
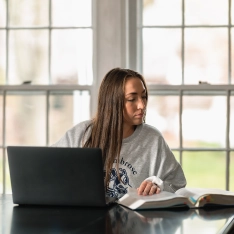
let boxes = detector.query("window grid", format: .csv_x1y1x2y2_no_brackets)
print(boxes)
1,84,234,193
0,1,93,194
139,0,233,84
0,85,92,194
148,85,234,191
0,0,234,194
139,0,234,190
0,0,93,84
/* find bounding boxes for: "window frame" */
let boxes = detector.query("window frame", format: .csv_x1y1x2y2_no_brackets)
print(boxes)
134,0,234,190
1,0,234,194
0,0,95,194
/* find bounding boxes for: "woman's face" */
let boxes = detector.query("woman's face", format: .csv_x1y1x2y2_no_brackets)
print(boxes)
123,77,147,127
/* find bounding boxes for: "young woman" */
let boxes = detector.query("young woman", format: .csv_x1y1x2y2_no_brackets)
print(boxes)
53,68,186,198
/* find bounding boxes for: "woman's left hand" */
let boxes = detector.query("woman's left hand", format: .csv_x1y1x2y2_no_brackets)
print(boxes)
137,180,161,196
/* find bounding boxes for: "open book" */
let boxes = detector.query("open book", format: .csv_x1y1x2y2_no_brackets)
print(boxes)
117,187,234,210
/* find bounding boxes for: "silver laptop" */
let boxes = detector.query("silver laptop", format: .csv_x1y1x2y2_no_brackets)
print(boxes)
7,146,117,207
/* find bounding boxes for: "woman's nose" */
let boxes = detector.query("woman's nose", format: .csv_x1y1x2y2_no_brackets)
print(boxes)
137,98,146,109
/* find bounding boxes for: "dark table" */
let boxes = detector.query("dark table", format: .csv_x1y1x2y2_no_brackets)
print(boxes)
1,195,234,234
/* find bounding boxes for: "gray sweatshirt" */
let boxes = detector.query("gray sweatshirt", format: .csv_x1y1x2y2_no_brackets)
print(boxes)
53,120,186,198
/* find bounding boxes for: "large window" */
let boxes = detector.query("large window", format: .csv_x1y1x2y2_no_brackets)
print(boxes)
0,0,234,194
141,0,234,191
0,0,92,193
0,0,92,85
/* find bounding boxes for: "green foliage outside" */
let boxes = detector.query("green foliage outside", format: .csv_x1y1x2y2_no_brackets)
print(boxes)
173,150,234,192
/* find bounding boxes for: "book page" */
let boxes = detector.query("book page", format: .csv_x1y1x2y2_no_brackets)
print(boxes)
175,188,234,206
118,188,191,210
119,188,184,202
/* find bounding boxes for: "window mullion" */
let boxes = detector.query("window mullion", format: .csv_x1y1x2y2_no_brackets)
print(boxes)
49,0,52,84
6,0,9,84
226,90,231,190
128,0,138,71
179,90,183,166
182,0,185,84
228,0,231,84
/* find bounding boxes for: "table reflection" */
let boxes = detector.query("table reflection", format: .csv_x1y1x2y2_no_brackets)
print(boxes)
108,205,234,234
109,205,190,234
2,199,233,234
10,205,109,234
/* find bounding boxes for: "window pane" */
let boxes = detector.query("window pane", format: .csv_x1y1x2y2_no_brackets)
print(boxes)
6,92,46,146
230,93,234,148
9,0,49,26
147,95,179,148
0,0,6,27
231,152,234,192
183,96,226,148
0,150,2,193
183,151,226,189
51,29,93,85
8,30,49,84
231,29,234,84
0,93,2,145
0,31,6,84
185,0,228,25
184,28,228,84
143,28,182,84
52,0,92,27
172,151,180,163
49,91,90,145
143,0,182,26
232,2,234,25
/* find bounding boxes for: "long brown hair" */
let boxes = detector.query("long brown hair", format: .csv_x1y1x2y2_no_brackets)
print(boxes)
83,68,148,187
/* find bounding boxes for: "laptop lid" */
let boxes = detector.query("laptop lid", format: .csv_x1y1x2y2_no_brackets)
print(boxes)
7,146,112,207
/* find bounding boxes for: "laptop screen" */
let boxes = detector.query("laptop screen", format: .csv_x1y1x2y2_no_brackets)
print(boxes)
7,146,109,207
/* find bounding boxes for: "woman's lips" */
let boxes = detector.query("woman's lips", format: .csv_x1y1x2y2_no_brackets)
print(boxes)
134,113,144,118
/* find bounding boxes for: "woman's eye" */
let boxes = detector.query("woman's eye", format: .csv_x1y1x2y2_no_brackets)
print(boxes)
127,99,135,102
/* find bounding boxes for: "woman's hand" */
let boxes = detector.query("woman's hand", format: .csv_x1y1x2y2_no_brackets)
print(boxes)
137,180,161,196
